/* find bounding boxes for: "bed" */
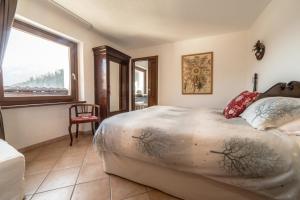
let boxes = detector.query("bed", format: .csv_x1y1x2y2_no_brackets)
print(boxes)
94,81,300,200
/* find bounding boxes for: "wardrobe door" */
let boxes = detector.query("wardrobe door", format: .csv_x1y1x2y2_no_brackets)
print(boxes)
108,60,121,113
93,51,108,121
120,62,129,112
107,58,129,116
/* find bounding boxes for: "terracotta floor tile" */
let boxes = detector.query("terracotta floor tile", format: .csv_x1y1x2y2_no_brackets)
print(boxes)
69,138,90,146
84,149,102,164
110,175,148,200
77,162,108,184
145,187,154,192
63,145,88,157
35,147,66,160
124,193,150,200
40,144,66,152
25,159,57,176
148,190,181,200
87,144,98,153
23,149,41,163
22,134,181,200
71,179,110,200
44,139,69,149
31,186,73,200
24,173,48,195
52,154,84,171
74,135,93,146
37,167,80,192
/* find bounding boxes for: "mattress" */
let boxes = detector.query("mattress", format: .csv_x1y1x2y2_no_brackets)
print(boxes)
0,140,25,200
94,106,300,200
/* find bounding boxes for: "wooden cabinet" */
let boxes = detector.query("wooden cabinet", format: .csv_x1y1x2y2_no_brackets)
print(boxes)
93,46,130,121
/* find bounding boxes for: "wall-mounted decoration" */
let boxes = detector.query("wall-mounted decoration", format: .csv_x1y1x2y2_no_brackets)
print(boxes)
253,40,265,60
182,52,213,94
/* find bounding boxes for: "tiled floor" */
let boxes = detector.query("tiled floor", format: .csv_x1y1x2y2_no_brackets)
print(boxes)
23,134,180,200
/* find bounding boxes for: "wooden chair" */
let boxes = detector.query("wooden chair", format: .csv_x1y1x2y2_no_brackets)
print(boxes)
68,104,100,146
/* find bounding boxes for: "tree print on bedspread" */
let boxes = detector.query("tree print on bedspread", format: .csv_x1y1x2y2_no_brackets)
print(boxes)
132,127,172,158
210,137,283,178
252,98,299,123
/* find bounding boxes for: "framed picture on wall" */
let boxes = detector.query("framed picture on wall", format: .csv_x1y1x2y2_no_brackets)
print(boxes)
182,52,213,94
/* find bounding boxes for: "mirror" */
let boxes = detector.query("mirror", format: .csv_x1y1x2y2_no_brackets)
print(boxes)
109,61,120,112
134,60,149,110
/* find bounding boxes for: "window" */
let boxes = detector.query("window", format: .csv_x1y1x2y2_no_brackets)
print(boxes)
0,20,78,106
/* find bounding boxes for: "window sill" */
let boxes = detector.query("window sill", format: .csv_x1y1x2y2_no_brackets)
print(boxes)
1,101,86,110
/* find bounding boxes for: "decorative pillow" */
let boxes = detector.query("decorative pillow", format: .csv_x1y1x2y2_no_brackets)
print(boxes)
241,97,300,130
223,91,259,119
278,119,300,135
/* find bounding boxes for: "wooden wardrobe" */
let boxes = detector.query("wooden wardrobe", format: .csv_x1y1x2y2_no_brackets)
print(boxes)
93,46,130,121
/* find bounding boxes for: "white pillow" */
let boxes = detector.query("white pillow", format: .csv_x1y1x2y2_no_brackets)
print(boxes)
278,119,300,135
241,97,300,130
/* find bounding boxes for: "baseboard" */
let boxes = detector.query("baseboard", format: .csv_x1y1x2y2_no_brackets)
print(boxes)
18,131,92,153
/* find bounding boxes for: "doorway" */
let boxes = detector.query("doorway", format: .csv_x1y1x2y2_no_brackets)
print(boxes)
131,56,158,110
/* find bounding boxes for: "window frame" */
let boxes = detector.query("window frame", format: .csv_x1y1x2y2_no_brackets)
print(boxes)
0,20,78,106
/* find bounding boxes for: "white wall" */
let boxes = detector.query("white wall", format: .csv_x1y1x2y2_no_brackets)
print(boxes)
129,0,300,108
3,0,125,149
129,31,249,109
246,0,300,91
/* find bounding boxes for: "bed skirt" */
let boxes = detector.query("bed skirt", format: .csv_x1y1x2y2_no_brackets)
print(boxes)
102,152,269,200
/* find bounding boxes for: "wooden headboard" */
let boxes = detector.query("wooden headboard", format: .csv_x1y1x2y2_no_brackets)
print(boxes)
257,81,300,100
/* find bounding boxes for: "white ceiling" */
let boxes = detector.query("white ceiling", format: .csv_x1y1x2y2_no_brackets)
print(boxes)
51,0,271,49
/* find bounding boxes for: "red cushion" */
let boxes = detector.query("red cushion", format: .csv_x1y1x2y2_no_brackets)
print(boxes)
223,91,259,119
71,115,99,123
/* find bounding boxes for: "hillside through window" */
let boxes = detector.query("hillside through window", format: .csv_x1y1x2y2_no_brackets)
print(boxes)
0,20,78,106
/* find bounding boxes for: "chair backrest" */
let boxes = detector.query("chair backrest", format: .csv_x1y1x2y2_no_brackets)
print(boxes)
69,104,100,121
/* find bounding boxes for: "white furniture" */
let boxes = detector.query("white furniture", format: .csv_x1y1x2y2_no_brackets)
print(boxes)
0,139,25,200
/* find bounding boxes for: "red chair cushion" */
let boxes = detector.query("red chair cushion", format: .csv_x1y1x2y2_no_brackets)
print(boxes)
71,115,99,123
223,91,259,119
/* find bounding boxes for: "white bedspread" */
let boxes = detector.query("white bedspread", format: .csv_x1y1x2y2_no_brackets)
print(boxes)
94,106,300,200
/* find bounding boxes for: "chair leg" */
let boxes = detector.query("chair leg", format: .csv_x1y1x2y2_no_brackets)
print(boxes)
68,124,73,146
91,122,95,135
76,124,79,138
